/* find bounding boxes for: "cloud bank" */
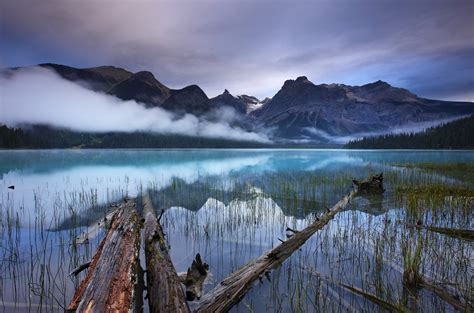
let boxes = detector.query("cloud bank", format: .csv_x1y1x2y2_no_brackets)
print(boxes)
305,116,468,144
0,67,269,143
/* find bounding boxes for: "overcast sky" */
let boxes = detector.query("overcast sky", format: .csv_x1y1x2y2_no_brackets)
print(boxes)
1,0,473,100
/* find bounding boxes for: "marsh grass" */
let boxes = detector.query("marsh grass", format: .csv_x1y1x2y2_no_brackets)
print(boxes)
1,161,473,312
0,181,129,312
148,166,473,312
392,162,474,183
402,235,424,287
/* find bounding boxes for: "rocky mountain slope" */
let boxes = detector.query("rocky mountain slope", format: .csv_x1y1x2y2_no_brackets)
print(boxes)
40,63,133,92
250,76,474,142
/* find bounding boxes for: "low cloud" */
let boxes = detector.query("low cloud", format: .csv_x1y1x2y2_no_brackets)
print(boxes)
305,116,468,144
0,67,270,143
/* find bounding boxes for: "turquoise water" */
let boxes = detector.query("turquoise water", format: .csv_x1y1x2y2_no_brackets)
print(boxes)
2,149,473,220
0,149,473,312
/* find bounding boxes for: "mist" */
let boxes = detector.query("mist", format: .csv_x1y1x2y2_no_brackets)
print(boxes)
305,116,468,144
0,67,270,143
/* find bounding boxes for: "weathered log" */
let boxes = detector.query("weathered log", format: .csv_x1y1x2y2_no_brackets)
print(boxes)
421,281,469,312
195,191,354,312
142,191,189,313
72,210,117,246
362,241,467,310
183,254,209,301
302,266,360,313
67,199,143,312
407,223,474,242
339,283,407,312
352,173,385,194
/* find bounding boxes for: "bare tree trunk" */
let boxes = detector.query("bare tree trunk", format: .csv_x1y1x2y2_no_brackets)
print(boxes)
67,199,143,313
142,191,189,313
195,191,355,313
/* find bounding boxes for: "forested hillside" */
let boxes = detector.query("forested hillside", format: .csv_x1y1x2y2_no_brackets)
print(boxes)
345,115,474,149
0,125,268,149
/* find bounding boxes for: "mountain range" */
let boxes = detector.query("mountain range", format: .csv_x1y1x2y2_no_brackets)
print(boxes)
4,63,474,144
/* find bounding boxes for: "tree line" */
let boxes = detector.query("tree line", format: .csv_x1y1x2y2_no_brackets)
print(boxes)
0,125,269,149
345,115,474,149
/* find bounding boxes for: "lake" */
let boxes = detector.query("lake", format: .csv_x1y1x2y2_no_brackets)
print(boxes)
1,149,473,312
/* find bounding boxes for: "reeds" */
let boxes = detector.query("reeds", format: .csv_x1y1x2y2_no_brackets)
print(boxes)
1,160,472,312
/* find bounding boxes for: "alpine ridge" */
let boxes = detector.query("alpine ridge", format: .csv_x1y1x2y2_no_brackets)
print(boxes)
3,64,473,144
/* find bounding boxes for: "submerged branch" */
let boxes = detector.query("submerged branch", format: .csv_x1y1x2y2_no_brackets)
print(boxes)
68,261,91,277
421,281,469,312
408,223,474,242
339,283,408,313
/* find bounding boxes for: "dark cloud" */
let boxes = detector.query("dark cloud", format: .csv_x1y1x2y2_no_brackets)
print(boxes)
1,0,473,100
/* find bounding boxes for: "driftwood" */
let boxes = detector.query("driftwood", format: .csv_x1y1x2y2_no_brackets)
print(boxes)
183,254,209,301
72,210,117,246
67,199,143,312
421,281,470,312
302,266,360,313
362,242,468,311
339,283,406,312
352,173,385,194
195,191,354,312
142,191,189,313
408,223,474,242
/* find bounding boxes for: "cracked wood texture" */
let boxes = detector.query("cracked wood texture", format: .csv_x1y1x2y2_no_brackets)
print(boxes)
67,200,142,312
143,191,189,313
195,191,354,313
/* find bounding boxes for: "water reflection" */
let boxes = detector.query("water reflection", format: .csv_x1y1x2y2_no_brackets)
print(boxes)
2,149,473,225
0,149,472,312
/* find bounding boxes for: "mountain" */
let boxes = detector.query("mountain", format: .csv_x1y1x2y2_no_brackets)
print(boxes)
345,114,474,149
250,76,474,143
108,71,171,108
210,91,268,115
210,90,247,115
39,63,133,92
161,85,214,115
238,95,265,113
3,63,474,145
37,64,238,115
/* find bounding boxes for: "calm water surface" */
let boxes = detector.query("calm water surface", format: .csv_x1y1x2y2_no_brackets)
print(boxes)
1,149,473,312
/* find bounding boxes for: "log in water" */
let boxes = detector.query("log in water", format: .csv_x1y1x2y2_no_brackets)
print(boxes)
195,191,355,312
67,199,142,312
143,191,189,313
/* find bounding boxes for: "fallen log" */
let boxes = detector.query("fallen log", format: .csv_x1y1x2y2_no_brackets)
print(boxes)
362,235,468,310
72,209,117,246
407,223,474,242
67,199,143,313
302,266,360,313
421,281,468,312
142,191,189,313
195,191,355,312
339,283,407,312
